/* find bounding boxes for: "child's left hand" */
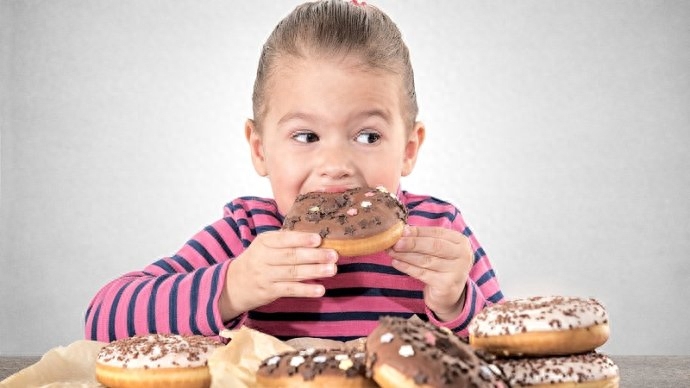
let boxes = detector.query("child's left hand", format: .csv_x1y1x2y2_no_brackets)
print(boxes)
387,225,472,322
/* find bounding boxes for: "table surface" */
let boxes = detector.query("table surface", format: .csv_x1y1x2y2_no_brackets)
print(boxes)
1,355,689,386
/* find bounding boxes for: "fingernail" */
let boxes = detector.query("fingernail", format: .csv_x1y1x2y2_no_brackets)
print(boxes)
314,285,325,296
322,264,335,275
403,225,412,236
327,250,338,262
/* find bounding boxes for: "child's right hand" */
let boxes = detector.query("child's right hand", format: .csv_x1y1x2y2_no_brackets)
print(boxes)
219,231,338,321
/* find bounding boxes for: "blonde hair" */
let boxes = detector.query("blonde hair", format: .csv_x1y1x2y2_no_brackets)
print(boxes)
252,0,418,128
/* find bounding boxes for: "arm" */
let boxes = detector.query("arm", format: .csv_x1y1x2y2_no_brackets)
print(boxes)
389,196,503,337
84,206,250,342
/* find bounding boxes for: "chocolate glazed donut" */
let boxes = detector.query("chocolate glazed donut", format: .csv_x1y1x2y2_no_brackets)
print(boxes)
365,316,508,388
282,186,407,257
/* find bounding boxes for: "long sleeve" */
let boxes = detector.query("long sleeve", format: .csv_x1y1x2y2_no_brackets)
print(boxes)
84,197,282,342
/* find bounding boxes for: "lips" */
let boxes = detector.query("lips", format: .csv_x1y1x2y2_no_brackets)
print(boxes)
309,185,361,193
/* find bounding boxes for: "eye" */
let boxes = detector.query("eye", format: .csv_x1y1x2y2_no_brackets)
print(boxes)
355,131,381,144
292,131,319,143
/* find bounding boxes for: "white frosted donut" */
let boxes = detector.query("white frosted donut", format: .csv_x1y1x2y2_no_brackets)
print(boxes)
469,296,610,356
95,334,222,388
496,352,620,388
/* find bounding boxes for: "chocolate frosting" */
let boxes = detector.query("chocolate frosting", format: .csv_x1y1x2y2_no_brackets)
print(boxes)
257,348,369,381
366,316,507,387
282,186,407,240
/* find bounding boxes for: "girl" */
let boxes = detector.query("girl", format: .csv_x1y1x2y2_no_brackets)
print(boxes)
85,0,503,342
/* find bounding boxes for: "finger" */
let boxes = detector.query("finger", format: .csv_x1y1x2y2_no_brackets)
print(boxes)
388,250,454,272
402,225,466,244
262,230,322,249
273,281,326,298
392,236,458,260
391,258,438,284
273,247,338,266
273,261,337,282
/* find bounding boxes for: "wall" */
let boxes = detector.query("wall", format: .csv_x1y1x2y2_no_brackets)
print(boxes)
1,0,689,355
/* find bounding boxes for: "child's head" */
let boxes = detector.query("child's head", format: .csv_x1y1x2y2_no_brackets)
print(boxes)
246,0,425,214
252,0,418,129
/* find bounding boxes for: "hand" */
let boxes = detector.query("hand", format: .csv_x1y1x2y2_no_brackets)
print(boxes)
219,231,338,321
387,226,472,322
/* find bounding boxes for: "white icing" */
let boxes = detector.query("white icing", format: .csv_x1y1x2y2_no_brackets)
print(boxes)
290,355,306,367
380,332,394,343
470,296,609,336
97,334,220,369
398,344,414,357
498,353,619,385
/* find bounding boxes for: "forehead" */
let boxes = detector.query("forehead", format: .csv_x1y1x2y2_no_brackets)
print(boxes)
263,54,406,125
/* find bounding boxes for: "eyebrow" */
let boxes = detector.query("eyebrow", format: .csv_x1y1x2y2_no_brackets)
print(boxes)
277,109,392,127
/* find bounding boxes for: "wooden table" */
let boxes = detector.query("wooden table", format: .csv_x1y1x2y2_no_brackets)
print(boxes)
1,355,689,386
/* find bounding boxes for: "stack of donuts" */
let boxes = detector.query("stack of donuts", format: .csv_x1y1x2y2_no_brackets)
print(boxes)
469,296,620,387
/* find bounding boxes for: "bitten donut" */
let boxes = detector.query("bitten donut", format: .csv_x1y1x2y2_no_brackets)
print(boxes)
496,352,620,388
95,333,222,388
282,186,407,256
469,296,610,357
256,347,377,388
366,316,507,388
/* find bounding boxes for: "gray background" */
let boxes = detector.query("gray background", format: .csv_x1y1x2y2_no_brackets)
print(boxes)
1,0,688,356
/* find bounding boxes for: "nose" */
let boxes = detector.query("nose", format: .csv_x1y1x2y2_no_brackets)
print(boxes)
315,142,355,180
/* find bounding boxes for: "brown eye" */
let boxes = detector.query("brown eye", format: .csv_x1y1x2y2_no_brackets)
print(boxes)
293,131,319,143
355,131,381,144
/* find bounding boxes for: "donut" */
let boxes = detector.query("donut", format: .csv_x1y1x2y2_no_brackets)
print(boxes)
256,347,377,388
496,352,620,387
95,333,222,388
469,296,610,357
282,186,407,257
365,316,508,388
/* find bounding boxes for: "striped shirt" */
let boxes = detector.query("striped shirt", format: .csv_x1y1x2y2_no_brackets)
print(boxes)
85,191,503,342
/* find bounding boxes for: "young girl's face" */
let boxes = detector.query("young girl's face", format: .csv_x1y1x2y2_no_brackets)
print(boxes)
246,54,425,215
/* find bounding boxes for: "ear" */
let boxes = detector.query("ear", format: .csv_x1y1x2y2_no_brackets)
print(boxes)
401,121,425,177
245,119,268,176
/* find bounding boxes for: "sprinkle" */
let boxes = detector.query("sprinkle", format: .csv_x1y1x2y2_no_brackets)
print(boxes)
375,185,388,193
334,354,349,361
289,355,305,367
313,355,327,363
380,332,394,343
346,208,358,216
266,356,281,366
308,206,320,212
364,191,376,197
360,201,372,208
398,344,414,357
423,331,436,345
338,358,354,370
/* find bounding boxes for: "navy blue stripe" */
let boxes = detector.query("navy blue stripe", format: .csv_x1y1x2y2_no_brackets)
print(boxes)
475,269,495,286
256,225,281,234
462,226,472,237
325,287,423,299
153,259,176,273
206,265,223,334
222,217,254,247
407,210,456,222
454,282,477,331
188,240,217,265
168,275,184,334
247,208,282,219
126,281,149,337
337,263,405,276
405,196,452,209
85,305,92,324
189,268,207,334
488,290,504,303
248,310,416,322
147,275,171,333
204,225,235,259
89,305,101,340
170,255,195,272
473,247,486,264
107,284,130,341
